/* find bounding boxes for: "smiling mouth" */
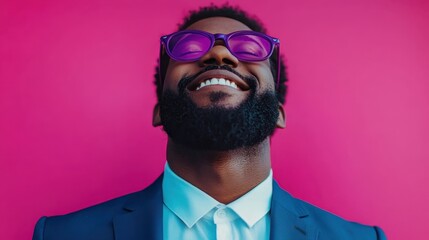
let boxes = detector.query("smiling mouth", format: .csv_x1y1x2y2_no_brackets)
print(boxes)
195,77,238,91
187,69,251,92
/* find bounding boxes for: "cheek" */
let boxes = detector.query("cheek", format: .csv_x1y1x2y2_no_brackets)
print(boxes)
248,61,276,90
163,61,194,92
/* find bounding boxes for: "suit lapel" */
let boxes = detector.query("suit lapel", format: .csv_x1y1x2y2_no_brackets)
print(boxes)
113,176,163,240
270,181,318,240
111,176,319,240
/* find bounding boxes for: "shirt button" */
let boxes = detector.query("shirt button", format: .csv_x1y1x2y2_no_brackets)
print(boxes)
217,209,226,218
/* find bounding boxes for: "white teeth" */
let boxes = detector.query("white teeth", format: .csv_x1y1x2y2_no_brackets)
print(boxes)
196,78,239,91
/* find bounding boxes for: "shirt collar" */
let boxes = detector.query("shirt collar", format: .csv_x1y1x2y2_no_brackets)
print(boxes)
162,163,273,228
227,170,272,227
163,163,219,228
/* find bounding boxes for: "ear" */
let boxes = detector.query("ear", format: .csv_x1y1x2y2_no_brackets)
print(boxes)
276,104,286,128
152,103,162,127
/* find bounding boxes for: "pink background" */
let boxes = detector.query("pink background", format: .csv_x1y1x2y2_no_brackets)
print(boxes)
1,0,428,239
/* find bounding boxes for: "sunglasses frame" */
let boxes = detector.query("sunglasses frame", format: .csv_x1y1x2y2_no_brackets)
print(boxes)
159,30,281,87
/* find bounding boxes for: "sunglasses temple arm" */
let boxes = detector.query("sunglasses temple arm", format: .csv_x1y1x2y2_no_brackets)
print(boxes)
276,44,280,89
158,44,165,88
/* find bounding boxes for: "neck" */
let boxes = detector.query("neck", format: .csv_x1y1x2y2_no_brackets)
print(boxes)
166,138,272,204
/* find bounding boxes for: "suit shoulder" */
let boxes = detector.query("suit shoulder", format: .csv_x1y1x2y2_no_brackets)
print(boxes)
296,198,385,239
38,176,162,240
40,190,138,240
273,182,385,239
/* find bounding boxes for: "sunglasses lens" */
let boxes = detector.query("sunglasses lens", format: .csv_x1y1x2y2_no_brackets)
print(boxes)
168,32,212,61
165,31,274,62
228,34,272,61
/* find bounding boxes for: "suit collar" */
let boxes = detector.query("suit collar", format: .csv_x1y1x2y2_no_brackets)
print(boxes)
270,181,319,240
111,175,318,240
113,175,163,240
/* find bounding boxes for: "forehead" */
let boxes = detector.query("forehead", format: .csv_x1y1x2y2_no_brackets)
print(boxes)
185,17,252,34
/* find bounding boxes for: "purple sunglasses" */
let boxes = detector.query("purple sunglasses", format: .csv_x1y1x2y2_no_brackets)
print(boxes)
159,30,281,86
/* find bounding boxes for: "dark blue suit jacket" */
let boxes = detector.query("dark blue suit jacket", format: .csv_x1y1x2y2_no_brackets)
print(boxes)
33,176,387,240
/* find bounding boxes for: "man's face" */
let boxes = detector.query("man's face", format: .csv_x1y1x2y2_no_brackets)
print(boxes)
163,17,277,108
156,17,284,150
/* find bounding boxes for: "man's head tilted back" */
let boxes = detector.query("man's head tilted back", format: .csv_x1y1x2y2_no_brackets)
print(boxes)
32,6,386,239
153,4,288,151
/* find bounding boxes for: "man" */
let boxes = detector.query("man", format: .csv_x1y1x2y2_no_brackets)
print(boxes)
33,4,386,240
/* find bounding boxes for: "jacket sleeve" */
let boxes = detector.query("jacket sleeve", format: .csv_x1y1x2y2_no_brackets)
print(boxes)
32,217,47,240
375,226,387,240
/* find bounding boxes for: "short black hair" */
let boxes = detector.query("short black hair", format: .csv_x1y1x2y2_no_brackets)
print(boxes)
154,4,288,104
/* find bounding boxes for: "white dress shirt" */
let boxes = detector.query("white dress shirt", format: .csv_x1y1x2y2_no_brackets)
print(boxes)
162,163,273,240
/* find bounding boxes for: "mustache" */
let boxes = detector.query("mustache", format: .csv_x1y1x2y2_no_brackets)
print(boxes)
178,65,257,93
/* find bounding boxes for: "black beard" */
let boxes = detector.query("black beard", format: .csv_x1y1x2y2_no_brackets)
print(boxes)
159,85,279,151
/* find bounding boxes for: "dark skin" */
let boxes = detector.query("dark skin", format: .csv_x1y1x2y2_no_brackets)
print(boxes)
153,17,286,204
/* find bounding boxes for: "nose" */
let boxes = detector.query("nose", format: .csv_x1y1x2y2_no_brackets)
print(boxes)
198,42,239,68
